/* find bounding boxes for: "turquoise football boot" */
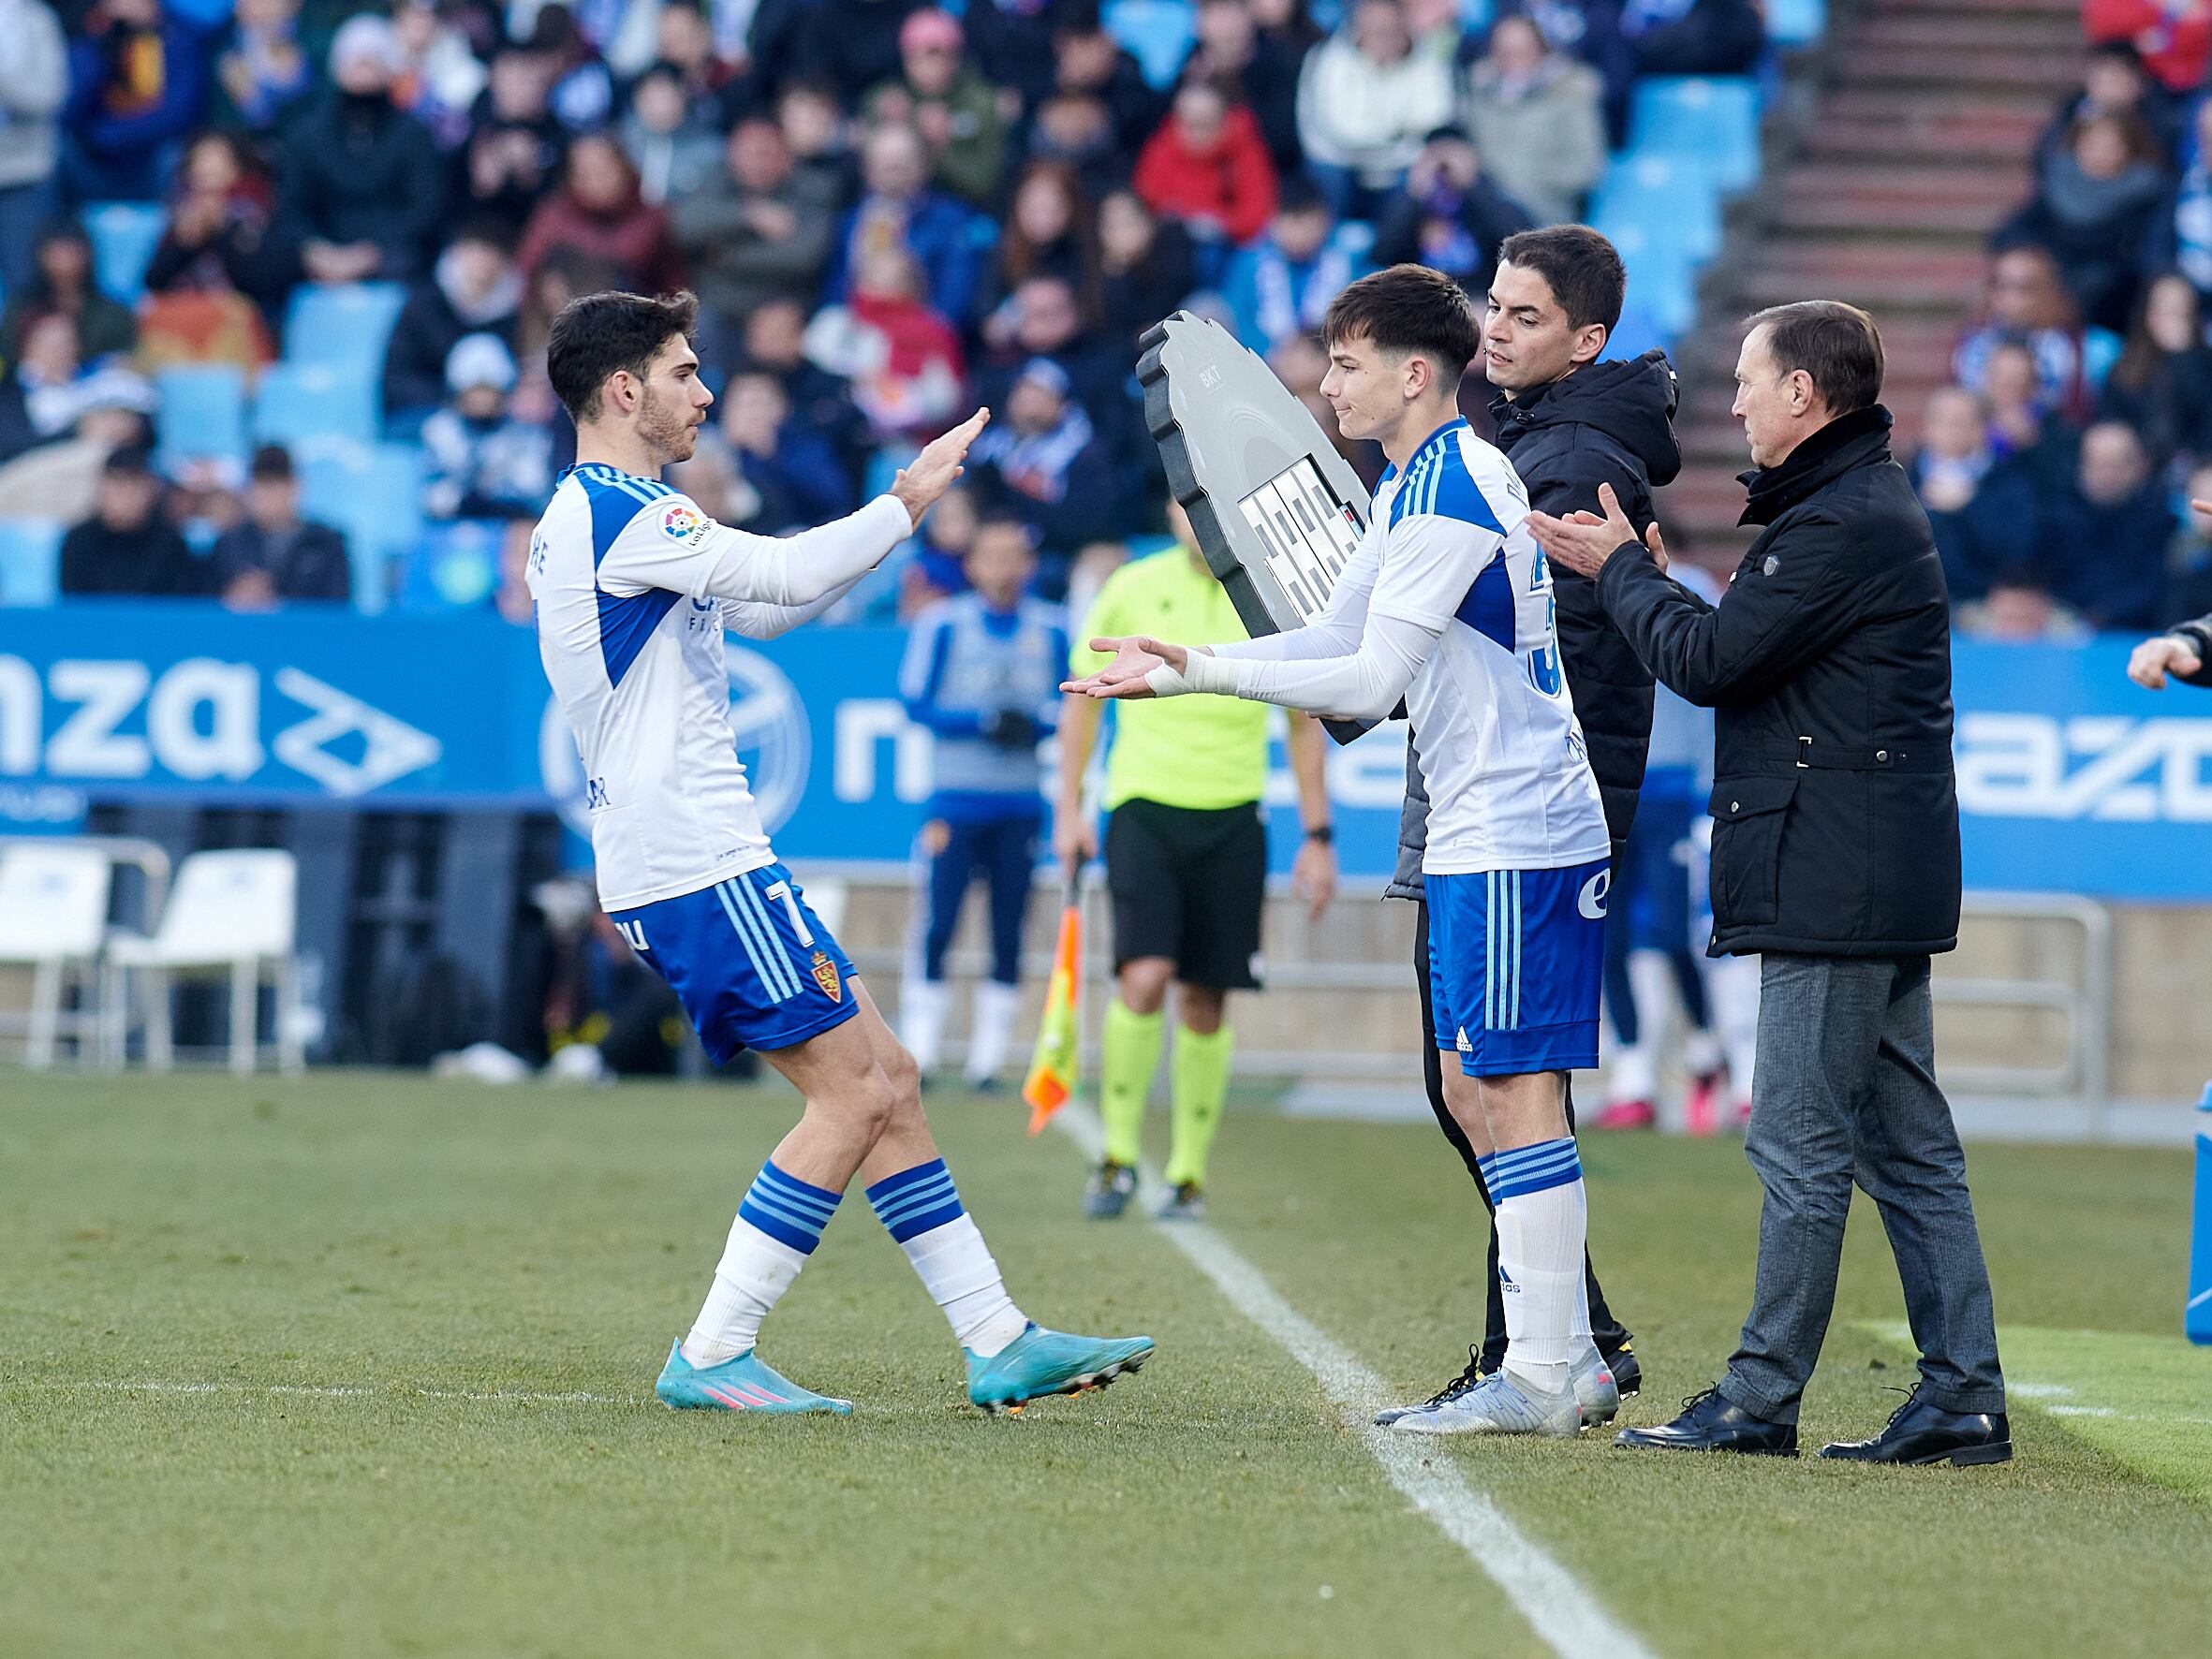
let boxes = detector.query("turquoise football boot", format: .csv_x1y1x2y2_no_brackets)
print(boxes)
655,1340,853,1416
966,1323,1155,1415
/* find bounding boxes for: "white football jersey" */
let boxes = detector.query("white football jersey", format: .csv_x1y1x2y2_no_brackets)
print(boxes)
528,462,907,909
1368,418,1610,874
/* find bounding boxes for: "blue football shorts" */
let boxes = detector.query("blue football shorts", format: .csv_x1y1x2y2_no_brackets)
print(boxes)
1426,859,1608,1078
608,861,860,1062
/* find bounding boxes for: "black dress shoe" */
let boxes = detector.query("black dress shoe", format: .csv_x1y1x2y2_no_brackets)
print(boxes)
1615,1387,1799,1456
1818,1389,2012,1466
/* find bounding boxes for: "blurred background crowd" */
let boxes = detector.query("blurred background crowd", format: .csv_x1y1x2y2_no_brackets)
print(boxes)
0,0,1777,622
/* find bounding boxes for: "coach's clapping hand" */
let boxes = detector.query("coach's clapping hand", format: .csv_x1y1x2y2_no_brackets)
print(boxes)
1525,482,1667,579
1063,636,1186,699
2127,633,2204,690
891,408,991,530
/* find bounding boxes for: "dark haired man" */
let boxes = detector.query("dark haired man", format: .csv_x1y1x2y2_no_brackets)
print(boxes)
1378,223,1677,1419
1071,265,1615,1439
532,288,1153,1417
1530,301,2012,1465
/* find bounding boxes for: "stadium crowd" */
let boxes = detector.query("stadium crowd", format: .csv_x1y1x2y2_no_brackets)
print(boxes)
0,0,1769,616
1924,26,2212,639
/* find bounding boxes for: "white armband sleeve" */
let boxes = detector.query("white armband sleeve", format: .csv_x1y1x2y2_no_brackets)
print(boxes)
598,492,911,607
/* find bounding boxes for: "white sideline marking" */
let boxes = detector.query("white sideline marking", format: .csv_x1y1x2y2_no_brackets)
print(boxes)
9,1380,639,1407
1054,1103,1657,1659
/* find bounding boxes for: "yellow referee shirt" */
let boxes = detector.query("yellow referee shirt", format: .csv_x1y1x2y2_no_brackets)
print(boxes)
1072,546,1273,811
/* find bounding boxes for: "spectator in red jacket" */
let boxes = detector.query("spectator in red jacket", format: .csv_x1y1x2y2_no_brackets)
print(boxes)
2085,0,2212,95
517,132,686,296
1133,79,1278,257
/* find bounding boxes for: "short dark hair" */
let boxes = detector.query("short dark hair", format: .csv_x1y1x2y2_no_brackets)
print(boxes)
546,289,700,425
249,443,295,481
1322,264,1481,386
1496,225,1626,334
1746,300,1884,415
970,510,1039,550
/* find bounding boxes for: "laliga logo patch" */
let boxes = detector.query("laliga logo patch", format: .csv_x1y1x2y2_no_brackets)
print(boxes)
660,503,702,542
809,950,843,1003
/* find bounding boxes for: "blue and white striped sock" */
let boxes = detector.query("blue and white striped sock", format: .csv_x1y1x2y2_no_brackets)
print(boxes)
1485,1137,1590,1391
866,1158,1028,1357
682,1161,842,1368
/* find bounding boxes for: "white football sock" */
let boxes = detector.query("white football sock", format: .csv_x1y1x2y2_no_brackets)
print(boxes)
864,1158,1029,1356
679,1162,838,1368
900,976,950,1073
1483,1138,1589,1395
964,979,1023,1084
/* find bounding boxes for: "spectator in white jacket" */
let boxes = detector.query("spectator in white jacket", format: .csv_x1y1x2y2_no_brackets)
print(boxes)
0,0,68,299
1463,16,1607,225
1295,0,1456,217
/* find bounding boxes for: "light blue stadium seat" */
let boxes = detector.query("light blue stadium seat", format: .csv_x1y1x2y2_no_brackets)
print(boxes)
283,283,409,374
1597,222,1700,340
0,519,64,607
298,440,424,612
1588,154,1724,266
1627,78,1762,194
1764,0,1826,47
400,519,506,611
153,364,250,465
1105,0,1197,92
1604,298,1674,360
82,202,168,306
254,361,379,448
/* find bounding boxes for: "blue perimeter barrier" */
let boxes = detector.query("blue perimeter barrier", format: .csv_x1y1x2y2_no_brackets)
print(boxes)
1,603,2209,897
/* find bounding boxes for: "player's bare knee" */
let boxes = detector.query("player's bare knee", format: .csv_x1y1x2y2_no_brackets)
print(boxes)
829,1067,900,1143
881,1042,924,1114
1177,985,1226,1035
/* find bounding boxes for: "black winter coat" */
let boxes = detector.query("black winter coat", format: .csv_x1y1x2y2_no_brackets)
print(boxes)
1597,405,1962,959
2169,610,2212,687
1388,351,1681,899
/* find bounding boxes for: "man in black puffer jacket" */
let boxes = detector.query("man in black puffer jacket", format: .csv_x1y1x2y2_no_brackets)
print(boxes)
1381,227,1675,1412
1532,301,2011,1466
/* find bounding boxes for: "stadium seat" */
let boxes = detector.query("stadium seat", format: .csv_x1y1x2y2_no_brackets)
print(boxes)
1587,154,1724,266
0,519,64,606
1104,0,1196,91
81,202,167,306
283,283,409,374
103,848,302,1076
1764,0,1826,47
1599,222,1700,339
0,842,113,1068
399,519,506,611
1604,298,1674,360
298,440,423,611
254,361,379,448
153,364,250,466
1627,78,1762,194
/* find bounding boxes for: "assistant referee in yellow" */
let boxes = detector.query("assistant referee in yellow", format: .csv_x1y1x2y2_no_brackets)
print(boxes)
1054,500,1338,1220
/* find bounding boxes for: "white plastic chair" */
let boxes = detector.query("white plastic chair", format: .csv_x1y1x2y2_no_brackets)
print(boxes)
104,849,302,1075
0,844,113,1067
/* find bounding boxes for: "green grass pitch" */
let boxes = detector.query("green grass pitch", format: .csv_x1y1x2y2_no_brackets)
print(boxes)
5,1071,2210,1657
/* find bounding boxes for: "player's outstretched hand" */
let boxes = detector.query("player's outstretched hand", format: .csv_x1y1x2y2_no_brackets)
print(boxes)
2127,633,2204,690
1062,635,1187,698
892,408,991,529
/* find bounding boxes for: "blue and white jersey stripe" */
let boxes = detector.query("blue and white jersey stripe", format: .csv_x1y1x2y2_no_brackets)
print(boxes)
1366,418,1606,875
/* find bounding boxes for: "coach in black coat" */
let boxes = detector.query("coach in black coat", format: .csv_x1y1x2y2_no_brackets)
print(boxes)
2127,604,2212,690
1531,301,2011,1466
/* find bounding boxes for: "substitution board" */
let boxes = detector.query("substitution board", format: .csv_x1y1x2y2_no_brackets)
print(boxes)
1135,312,1375,743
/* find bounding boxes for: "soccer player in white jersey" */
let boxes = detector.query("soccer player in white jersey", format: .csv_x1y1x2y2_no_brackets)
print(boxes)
531,289,1151,1416
1067,266,1613,1436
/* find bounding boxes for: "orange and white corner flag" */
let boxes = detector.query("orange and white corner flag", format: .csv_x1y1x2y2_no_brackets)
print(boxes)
1023,872,1083,1135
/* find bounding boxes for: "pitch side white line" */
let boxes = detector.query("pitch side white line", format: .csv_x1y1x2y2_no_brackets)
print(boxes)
1054,1103,1657,1659
7,1380,641,1407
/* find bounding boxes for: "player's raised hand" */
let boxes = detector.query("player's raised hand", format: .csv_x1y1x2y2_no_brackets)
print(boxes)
2127,633,2204,690
1062,635,1185,698
891,407,991,528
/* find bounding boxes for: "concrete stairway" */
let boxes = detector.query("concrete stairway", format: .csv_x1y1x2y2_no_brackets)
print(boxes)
1659,0,2084,555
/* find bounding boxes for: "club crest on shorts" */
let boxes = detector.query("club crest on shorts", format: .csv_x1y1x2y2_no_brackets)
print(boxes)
809,949,842,1002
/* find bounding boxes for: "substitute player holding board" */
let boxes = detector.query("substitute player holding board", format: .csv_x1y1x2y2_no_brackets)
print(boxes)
531,289,1150,1416
1069,266,1612,1436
